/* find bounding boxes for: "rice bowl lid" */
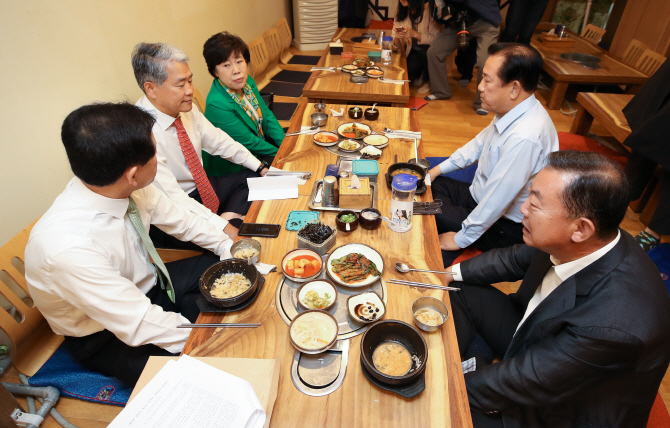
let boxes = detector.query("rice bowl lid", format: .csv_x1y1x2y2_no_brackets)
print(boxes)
352,159,379,175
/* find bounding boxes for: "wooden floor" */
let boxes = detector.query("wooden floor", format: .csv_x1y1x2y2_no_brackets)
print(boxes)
3,67,669,426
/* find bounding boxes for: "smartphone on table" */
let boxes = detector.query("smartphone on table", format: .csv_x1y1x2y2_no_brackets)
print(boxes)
238,223,281,238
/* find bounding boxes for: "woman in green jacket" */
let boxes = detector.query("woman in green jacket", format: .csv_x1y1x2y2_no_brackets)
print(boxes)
202,32,285,176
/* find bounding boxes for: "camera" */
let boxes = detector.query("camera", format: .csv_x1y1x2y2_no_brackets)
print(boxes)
455,9,470,48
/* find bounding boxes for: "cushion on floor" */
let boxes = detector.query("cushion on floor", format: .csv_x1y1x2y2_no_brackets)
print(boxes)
273,102,299,121
288,55,321,66
271,70,311,84
646,392,670,427
367,19,394,30
405,96,429,111
648,243,670,296
259,81,304,98
28,344,131,406
558,132,628,169
427,157,478,184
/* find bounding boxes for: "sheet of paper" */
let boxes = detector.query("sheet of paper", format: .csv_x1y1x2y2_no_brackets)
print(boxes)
247,175,298,201
110,355,265,428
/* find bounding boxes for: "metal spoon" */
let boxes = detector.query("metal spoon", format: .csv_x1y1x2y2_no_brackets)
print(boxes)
395,262,456,275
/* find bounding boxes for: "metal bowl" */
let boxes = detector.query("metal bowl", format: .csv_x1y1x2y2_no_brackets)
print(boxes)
199,259,260,308
311,112,328,127
408,158,431,173
412,297,448,332
230,238,261,265
314,103,327,112
360,320,428,385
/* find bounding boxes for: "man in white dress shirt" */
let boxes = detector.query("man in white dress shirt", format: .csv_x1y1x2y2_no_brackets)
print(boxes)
131,42,269,250
26,103,231,386
443,151,670,427
427,43,559,267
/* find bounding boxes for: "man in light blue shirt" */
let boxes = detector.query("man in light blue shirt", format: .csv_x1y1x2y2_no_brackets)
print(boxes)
428,43,559,267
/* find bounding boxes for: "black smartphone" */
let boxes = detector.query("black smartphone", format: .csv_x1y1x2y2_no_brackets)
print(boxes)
238,223,281,238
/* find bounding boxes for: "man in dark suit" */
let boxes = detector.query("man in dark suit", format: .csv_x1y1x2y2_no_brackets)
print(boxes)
443,150,670,427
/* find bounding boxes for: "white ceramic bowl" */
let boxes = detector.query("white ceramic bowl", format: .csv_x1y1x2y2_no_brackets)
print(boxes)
297,279,338,311
347,291,386,323
281,248,324,283
326,243,384,287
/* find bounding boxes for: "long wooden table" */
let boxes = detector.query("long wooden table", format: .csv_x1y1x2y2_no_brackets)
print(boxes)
303,28,411,107
530,33,647,110
570,92,633,144
184,104,472,427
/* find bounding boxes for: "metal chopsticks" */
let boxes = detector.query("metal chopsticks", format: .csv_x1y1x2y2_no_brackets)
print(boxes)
178,323,261,328
388,279,460,291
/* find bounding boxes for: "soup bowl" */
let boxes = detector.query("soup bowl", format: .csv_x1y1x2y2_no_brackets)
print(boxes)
385,162,426,190
200,259,260,308
360,320,428,385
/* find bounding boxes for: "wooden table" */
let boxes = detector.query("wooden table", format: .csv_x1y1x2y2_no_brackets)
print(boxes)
184,104,472,427
570,92,633,143
303,28,411,107
531,33,647,110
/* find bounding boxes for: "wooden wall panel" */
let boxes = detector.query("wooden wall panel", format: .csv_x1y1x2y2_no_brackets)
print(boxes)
611,0,670,58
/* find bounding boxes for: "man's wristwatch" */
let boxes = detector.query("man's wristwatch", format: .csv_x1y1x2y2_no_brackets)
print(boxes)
256,161,270,174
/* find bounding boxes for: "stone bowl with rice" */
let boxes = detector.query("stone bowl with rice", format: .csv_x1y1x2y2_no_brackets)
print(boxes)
199,259,260,308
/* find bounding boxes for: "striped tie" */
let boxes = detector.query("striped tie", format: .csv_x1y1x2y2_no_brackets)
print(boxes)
127,197,175,303
173,117,220,213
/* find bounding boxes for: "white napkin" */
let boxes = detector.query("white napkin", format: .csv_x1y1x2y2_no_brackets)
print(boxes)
349,174,361,189
255,262,276,275
425,174,432,186
385,130,422,139
330,108,344,117
299,126,321,135
379,79,405,85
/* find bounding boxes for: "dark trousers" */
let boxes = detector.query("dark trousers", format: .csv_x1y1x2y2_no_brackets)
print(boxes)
432,176,524,266
63,252,221,386
500,0,550,45
150,170,256,250
626,151,670,235
407,44,430,82
455,38,478,82
451,284,521,428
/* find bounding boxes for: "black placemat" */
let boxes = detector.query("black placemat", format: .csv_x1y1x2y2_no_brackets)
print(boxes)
360,357,425,398
273,102,298,121
288,55,321,65
260,81,304,98
351,36,378,43
272,70,311,84
196,275,266,313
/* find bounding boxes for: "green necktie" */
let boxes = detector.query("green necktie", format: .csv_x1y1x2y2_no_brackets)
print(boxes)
127,197,175,303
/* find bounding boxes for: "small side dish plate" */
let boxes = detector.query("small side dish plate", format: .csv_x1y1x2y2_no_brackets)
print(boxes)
338,139,361,152
326,243,384,287
337,122,372,140
313,131,340,147
297,279,338,311
363,134,389,149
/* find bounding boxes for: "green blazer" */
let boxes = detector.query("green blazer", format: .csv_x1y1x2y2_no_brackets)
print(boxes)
203,76,285,176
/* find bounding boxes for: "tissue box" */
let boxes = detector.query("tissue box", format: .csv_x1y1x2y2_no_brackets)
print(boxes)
329,41,343,55
339,177,372,210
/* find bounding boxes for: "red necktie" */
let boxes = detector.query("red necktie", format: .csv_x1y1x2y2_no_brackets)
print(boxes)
173,117,220,213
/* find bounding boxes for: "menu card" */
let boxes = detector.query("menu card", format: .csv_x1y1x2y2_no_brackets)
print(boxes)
111,355,279,428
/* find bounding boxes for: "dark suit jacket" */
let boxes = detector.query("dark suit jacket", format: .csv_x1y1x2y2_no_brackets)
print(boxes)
460,231,670,427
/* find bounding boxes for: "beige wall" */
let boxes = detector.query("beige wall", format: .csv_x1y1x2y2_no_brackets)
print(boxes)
0,0,292,246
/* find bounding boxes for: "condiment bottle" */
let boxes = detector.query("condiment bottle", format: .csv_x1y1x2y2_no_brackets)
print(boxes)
381,36,393,65
389,173,418,232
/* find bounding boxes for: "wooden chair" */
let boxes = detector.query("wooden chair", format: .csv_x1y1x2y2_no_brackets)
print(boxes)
622,39,650,67
581,24,606,45
262,28,285,79
248,37,272,90
193,88,206,114
635,49,667,76
0,220,62,376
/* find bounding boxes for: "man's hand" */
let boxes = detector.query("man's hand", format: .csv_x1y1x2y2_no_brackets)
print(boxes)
260,167,269,177
439,232,461,251
223,223,238,240
428,166,442,183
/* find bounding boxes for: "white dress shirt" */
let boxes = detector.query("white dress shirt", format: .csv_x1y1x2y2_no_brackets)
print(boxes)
136,96,262,232
25,178,233,353
515,231,621,332
438,95,559,248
